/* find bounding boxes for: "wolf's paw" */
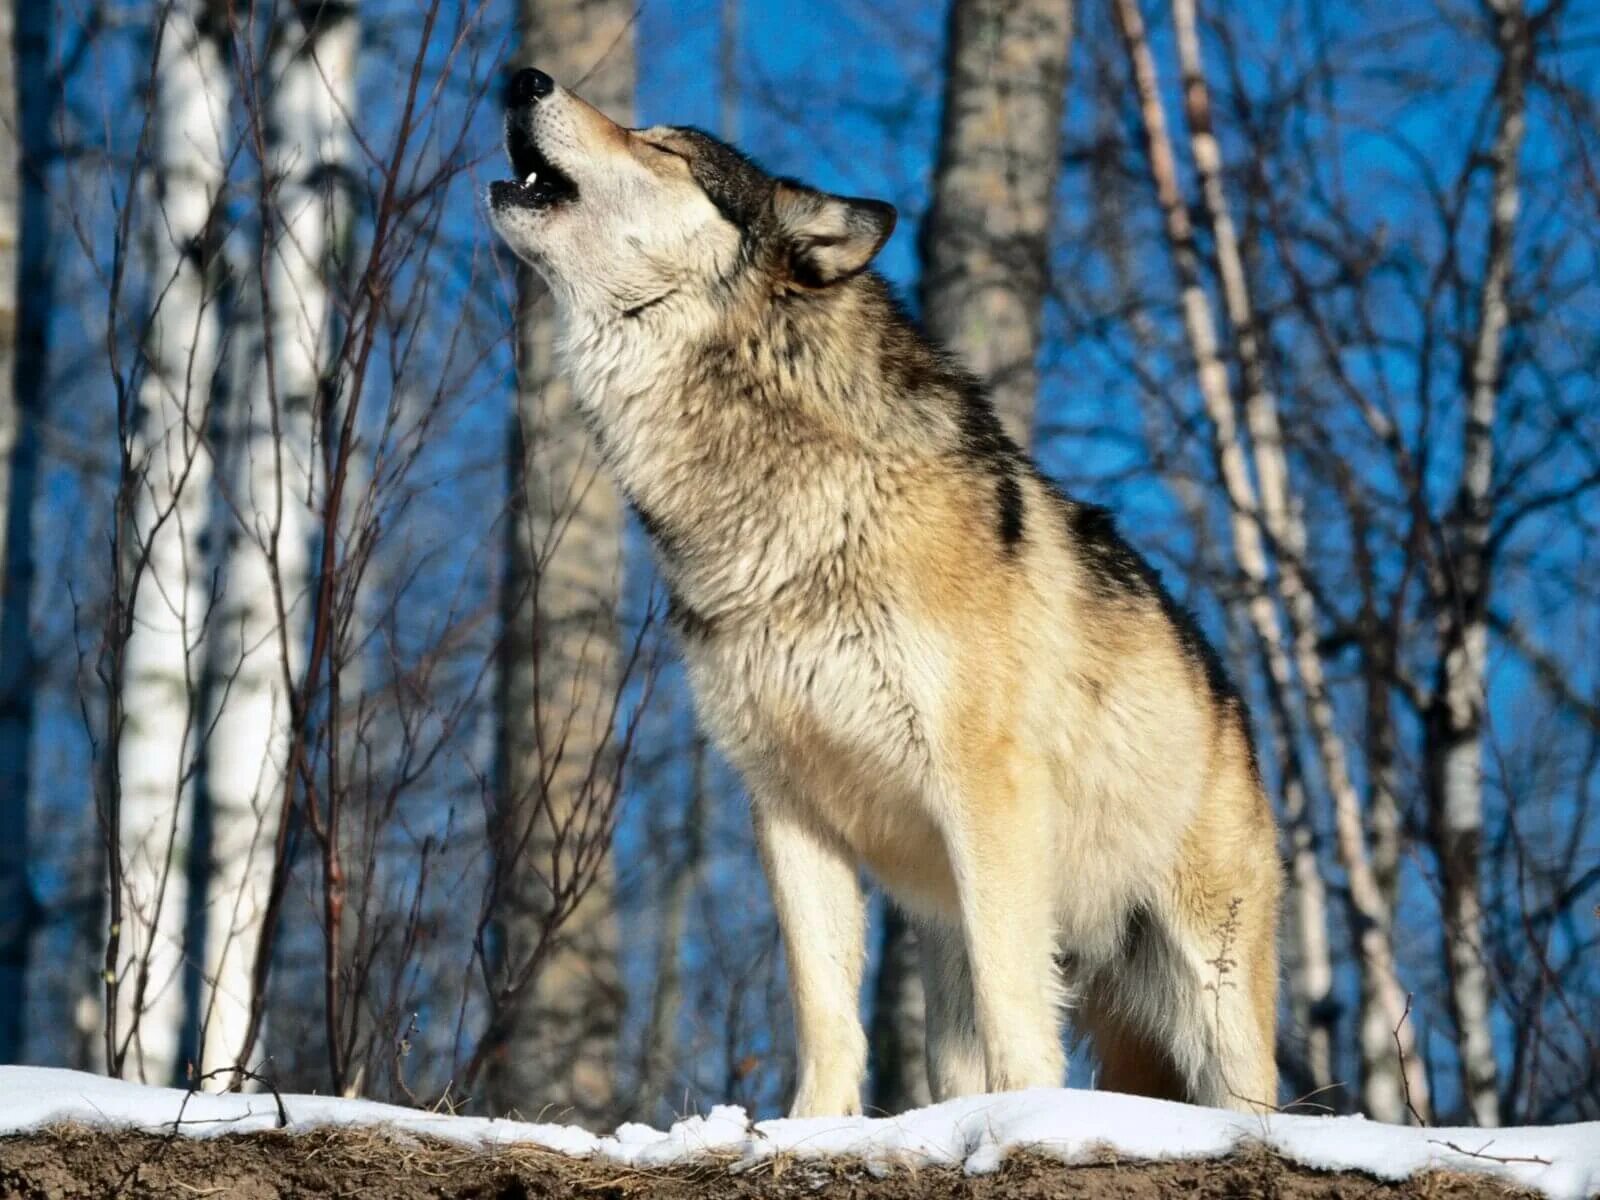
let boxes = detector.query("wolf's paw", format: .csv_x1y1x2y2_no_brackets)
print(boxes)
789,1055,866,1118
788,1087,863,1119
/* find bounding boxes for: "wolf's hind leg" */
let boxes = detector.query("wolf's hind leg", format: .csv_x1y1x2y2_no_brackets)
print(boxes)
1166,892,1278,1113
1084,898,1277,1114
753,801,868,1117
918,920,986,1102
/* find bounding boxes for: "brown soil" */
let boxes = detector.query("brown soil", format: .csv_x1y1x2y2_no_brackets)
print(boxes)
0,1125,1536,1199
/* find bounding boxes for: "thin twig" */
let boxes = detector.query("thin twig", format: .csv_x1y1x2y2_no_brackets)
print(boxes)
185,1065,291,1129
1428,1139,1552,1167
1394,993,1426,1127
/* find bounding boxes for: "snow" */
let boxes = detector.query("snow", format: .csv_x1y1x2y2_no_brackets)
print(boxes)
1,1067,1595,1198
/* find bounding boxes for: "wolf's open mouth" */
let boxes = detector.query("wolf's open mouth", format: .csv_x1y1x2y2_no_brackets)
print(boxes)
498,123,577,209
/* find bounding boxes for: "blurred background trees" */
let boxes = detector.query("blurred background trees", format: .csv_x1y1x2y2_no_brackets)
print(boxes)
485,0,636,1126
0,0,1594,1130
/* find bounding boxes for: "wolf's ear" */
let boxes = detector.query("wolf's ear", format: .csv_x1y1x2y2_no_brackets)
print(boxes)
772,182,897,288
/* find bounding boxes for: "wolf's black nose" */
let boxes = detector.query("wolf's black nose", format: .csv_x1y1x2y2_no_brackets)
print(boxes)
507,67,554,107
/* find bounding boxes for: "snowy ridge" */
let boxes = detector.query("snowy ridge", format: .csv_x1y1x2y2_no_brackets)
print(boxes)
0,1067,1594,1197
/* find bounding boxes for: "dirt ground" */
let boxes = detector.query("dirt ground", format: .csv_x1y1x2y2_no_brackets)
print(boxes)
0,1126,1537,1199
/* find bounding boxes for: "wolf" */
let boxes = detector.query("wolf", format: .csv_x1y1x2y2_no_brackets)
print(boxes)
488,67,1282,1117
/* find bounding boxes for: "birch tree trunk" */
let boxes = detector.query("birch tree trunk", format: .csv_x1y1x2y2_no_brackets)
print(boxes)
868,0,1074,1113
114,0,232,1085
114,0,233,1088
201,0,358,1083
1427,0,1528,1129
1115,0,1431,1119
487,0,634,1125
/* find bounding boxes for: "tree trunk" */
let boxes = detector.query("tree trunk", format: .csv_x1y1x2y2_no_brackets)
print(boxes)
0,0,52,1067
718,0,738,142
201,0,358,1085
0,0,22,1065
487,0,634,1127
919,0,1074,447
1428,0,1528,1130
1116,0,1431,1119
638,734,707,1120
867,907,929,1112
868,0,1074,1112
114,0,232,1085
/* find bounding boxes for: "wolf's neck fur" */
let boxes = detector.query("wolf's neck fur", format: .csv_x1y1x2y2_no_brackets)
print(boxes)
555,272,980,623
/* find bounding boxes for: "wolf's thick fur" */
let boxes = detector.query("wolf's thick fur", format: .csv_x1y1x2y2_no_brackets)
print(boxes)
489,73,1282,1116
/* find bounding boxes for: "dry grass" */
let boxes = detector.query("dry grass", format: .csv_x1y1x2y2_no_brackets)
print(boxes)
0,1124,1539,1200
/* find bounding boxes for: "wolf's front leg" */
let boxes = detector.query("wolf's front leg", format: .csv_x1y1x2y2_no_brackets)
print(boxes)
941,757,1065,1094
752,800,867,1117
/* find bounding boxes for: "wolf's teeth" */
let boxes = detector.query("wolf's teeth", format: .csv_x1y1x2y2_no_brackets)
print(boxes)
523,171,538,186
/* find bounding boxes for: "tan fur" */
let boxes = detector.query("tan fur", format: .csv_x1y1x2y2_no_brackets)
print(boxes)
488,75,1284,1118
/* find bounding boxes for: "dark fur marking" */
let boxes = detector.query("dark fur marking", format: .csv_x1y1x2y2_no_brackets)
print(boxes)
622,289,679,319
954,379,1026,551
995,470,1025,548
667,590,714,641
669,127,777,233
629,499,675,555
786,249,830,291
868,281,1027,552
1067,502,1157,602
780,244,832,291
1059,495,1259,778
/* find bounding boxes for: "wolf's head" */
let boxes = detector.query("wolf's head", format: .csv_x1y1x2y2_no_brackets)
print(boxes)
487,68,897,321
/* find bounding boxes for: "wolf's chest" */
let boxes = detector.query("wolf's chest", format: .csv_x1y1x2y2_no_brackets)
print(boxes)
681,605,960,910
682,602,936,792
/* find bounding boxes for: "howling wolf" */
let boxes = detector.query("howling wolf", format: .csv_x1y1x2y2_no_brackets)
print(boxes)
488,67,1281,1117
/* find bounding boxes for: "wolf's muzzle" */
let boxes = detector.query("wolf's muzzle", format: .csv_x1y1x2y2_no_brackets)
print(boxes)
495,67,577,211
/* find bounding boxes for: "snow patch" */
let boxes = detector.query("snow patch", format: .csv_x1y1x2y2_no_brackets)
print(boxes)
0,1067,1594,1198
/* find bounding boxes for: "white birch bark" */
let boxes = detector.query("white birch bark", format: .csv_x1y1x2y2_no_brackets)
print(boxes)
1429,0,1528,1129
1116,0,1432,1119
488,0,634,1125
116,0,232,1085
200,0,357,1082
